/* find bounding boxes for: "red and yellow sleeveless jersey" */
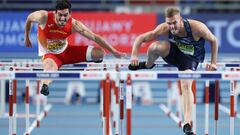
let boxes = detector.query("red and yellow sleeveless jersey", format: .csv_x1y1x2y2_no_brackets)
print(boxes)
38,11,72,55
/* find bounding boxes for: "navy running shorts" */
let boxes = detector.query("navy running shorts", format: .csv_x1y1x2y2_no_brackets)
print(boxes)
163,42,199,71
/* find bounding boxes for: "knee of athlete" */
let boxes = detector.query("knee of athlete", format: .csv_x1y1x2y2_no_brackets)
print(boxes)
43,60,58,71
149,43,160,53
43,64,51,71
92,48,105,60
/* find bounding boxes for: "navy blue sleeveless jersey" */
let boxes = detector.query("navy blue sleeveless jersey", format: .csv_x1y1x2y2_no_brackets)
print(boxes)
168,19,205,62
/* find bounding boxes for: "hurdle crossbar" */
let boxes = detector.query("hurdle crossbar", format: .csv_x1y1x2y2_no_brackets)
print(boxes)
0,71,240,80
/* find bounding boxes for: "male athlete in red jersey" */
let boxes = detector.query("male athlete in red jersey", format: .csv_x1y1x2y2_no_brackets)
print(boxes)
24,0,126,96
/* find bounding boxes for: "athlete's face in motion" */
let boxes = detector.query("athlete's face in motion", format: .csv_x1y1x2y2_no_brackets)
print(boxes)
55,9,70,26
165,14,181,35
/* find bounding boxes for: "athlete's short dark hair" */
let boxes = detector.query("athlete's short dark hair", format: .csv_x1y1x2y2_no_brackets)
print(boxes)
55,0,71,12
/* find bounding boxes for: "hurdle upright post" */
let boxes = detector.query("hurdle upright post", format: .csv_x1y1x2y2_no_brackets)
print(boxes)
0,80,6,117
111,81,116,128
113,64,120,135
13,80,17,135
114,81,120,135
230,79,235,135
126,74,132,135
9,79,13,135
204,80,209,135
105,73,111,135
214,80,219,135
119,80,124,135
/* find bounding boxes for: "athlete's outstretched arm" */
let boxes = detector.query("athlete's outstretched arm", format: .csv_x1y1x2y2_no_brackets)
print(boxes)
131,23,169,65
72,19,126,58
24,10,47,48
197,22,218,70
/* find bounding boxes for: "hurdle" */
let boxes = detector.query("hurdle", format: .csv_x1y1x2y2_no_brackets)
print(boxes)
7,78,52,135
204,80,210,135
112,64,120,135
119,80,125,135
157,63,240,135
1,67,52,135
204,67,240,135
97,64,121,135
0,80,5,117
120,71,240,135
1,70,123,135
1,60,240,70
1,63,240,135
219,68,240,116
1,62,122,135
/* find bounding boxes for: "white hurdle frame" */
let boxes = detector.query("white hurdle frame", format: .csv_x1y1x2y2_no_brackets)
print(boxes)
120,71,240,135
9,79,13,135
204,80,210,135
0,80,6,117
1,70,240,135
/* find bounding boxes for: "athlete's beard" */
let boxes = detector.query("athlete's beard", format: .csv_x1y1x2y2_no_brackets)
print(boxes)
58,19,66,26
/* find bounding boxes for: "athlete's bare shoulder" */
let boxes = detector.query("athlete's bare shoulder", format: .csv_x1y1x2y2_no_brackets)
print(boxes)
188,19,205,25
188,19,214,41
28,10,48,24
188,19,207,32
38,10,48,15
72,18,79,25
154,22,169,36
71,18,84,33
39,10,48,23
35,10,48,19
31,10,48,29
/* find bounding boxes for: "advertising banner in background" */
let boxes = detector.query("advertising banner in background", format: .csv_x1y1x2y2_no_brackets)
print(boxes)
69,12,157,54
158,13,240,53
0,12,239,55
0,12,38,52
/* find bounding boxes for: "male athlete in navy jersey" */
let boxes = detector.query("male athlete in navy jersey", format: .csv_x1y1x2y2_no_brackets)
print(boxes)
129,7,218,135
